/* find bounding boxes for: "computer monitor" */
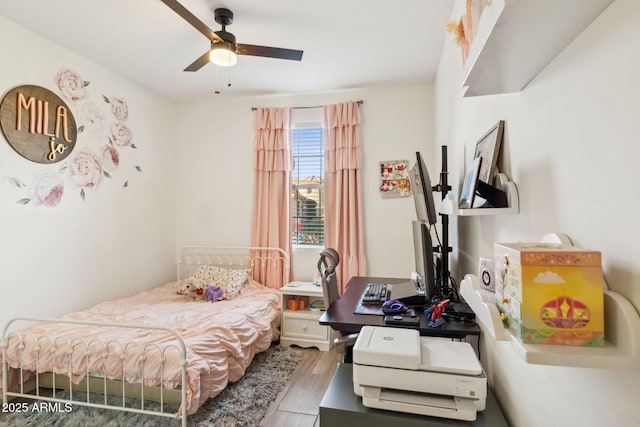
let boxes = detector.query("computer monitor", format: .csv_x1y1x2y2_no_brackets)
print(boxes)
412,220,436,301
411,152,437,225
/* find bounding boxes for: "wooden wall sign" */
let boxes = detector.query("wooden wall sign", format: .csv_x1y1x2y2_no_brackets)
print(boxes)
0,85,77,164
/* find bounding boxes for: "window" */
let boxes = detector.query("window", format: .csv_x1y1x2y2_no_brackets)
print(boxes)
291,126,324,246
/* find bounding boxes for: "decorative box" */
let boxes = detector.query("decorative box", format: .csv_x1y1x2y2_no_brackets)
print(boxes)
494,243,605,347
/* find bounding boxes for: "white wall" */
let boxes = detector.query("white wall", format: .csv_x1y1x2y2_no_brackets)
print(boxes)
0,11,436,327
436,1,640,426
12,4,638,424
175,86,435,283
0,16,178,329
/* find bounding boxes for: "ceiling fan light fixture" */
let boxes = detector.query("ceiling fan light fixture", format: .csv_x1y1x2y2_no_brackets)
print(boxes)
210,42,237,67
160,2,303,72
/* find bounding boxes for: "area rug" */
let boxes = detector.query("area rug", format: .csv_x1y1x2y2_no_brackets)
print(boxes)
0,344,303,427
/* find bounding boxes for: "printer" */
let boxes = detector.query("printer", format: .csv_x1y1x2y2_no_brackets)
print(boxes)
352,326,487,421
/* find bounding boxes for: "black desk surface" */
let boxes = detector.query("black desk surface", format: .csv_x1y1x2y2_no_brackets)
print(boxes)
318,276,480,339
319,363,509,427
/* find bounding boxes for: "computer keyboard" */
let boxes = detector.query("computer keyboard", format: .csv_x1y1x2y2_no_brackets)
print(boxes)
361,282,389,305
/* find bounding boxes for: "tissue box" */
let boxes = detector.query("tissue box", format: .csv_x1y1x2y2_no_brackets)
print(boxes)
494,243,605,347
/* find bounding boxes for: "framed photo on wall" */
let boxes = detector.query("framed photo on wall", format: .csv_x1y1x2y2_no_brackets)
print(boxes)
473,120,504,186
379,160,411,198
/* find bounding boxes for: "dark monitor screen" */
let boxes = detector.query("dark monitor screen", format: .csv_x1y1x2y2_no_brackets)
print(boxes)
411,152,437,225
413,220,435,300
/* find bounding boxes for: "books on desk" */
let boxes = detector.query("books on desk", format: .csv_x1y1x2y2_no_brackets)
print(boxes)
309,300,325,311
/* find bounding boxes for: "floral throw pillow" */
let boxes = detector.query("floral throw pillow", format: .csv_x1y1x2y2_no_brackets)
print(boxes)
192,265,250,300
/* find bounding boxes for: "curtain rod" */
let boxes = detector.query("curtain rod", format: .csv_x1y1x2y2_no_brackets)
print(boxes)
251,100,363,111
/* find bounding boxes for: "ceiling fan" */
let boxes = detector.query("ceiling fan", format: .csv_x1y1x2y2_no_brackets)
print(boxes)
160,0,304,70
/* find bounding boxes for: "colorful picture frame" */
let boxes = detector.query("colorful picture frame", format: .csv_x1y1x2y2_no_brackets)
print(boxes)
379,160,411,198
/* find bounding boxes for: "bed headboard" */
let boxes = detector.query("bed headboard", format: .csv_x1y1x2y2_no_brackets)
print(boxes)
177,246,291,289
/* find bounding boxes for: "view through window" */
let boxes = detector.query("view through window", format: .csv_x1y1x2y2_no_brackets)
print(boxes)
291,126,324,246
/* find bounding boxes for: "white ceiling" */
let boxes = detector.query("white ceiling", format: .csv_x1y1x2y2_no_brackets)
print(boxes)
0,0,454,103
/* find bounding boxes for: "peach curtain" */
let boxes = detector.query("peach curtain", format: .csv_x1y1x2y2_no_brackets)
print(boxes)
324,101,367,294
250,107,293,287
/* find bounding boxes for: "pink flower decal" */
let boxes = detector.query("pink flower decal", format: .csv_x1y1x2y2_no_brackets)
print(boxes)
31,173,64,207
69,149,102,188
110,97,129,121
110,123,132,147
55,68,86,102
81,102,107,131
101,145,120,172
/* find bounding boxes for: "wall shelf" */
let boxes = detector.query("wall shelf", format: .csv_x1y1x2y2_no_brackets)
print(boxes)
448,173,519,216
462,0,614,97
460,273,640,370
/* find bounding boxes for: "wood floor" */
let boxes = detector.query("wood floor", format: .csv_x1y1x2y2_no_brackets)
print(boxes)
261,345,341,427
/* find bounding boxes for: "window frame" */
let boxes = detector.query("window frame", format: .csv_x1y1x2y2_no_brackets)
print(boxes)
291,122,325,248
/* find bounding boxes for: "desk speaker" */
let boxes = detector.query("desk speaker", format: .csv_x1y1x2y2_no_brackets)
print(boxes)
478,257,495,292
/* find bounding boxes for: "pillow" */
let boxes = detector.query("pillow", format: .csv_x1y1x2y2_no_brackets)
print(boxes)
192,265,250,300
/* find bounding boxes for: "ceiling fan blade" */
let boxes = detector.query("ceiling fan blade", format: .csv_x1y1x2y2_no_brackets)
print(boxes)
160,0,222,42
184,50,211,72
237,44,303,61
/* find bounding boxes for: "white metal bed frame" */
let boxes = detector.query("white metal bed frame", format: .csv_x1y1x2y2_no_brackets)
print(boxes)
1,246,290,426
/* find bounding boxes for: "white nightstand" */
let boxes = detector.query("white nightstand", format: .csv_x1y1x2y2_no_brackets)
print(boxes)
280,281,330,351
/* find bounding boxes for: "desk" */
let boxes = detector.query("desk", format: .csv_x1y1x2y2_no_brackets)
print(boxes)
319,276,480,339
319,363,509,427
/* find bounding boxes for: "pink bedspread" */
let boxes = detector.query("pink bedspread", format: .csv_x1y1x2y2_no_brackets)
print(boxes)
1,279,281,415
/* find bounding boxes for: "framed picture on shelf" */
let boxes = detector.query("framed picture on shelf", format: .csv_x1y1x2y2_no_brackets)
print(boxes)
459,156,482,209
473,120,504,186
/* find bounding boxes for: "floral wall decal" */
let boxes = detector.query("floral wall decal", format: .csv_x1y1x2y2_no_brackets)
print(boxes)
30,172,65,207
2,67,142,206
69,149,103,199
